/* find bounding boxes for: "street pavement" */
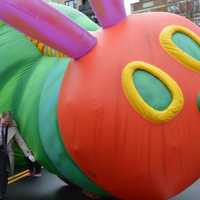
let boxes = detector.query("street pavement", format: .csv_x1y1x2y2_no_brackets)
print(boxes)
6,170,200,200
7,170,91,200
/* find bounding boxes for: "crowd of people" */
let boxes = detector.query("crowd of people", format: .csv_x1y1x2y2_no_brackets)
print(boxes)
0,112,42,200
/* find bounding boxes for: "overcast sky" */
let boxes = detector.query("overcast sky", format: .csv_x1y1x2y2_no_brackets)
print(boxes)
124,0,138,14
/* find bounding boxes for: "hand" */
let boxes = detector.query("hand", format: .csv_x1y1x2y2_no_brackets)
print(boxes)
28,154,35,162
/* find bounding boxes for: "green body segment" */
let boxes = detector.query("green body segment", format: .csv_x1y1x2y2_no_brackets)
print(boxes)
173,32,200,61
48,2,99,31
0,4,107,196
14,57,67,174
0,22,60,173
133,70,172,111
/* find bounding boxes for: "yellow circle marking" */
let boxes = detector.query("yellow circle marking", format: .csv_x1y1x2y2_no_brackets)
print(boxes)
122,61,184,123
160,25,200,72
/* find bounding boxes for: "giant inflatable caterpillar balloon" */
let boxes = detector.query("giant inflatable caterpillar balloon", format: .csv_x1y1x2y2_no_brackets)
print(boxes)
1,0,200,199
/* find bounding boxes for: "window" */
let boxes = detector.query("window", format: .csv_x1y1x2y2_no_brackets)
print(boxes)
65,0,76,8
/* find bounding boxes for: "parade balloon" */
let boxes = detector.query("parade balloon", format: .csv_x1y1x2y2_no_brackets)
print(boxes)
1,0,200,199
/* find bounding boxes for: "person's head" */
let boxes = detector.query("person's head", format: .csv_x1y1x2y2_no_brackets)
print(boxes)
1,112,12,126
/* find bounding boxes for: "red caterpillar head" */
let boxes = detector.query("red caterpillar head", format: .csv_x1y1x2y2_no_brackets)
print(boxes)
59,13,200,199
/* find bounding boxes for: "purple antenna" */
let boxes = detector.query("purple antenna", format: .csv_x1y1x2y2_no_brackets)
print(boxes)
89,0,126,28
0,0,97,59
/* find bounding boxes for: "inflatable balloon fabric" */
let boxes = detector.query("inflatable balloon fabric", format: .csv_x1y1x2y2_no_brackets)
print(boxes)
1,0,200,199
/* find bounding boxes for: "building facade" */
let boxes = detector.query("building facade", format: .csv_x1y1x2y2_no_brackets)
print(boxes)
131,0,200,26
45,0,82,9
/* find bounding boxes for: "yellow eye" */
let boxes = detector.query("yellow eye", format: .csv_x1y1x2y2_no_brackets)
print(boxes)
121,61,184,123
160,25,200,72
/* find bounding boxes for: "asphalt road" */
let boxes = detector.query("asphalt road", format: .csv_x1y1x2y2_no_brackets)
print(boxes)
6,170,200,200
7,170,92,200
170,178,200,200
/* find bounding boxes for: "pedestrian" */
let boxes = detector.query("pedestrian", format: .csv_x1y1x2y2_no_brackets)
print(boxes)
0,117,9,200
0,112,36,199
